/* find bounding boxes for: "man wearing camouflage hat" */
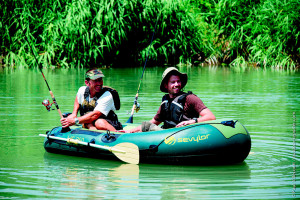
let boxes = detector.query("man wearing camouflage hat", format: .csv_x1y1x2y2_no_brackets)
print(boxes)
61,68,122,131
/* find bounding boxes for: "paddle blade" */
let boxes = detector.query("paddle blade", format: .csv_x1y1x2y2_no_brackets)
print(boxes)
126,115,133,123
111,142,139,164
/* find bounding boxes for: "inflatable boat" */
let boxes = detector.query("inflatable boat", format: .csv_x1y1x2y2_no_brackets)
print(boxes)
40,119,251,165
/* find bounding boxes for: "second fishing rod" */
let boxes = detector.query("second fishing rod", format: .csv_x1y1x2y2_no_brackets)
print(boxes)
127,11,162,123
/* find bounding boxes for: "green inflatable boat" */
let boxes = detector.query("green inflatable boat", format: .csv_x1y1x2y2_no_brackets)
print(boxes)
40,119,251,165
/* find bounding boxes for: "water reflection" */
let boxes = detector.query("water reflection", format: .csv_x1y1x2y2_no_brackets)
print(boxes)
43,153,140,198
139,163,251,199
42,152,252,199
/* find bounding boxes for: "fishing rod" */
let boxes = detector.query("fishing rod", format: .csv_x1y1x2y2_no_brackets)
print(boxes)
22,26,63,119
127,11,162,123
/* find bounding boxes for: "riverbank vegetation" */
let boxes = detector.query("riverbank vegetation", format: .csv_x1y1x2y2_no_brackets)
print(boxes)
1,0,299,69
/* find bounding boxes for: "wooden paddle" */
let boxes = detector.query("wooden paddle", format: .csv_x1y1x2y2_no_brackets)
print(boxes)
39,134,139,164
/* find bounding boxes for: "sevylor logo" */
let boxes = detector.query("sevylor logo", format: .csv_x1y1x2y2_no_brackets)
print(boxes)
164,136,176,145
164,134,210,145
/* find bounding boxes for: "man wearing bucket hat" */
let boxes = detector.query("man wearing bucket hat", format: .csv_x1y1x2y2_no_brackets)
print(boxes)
123,67,215,133
60,68,122,131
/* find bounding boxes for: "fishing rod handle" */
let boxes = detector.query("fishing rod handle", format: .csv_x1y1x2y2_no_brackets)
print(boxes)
49,91,63,118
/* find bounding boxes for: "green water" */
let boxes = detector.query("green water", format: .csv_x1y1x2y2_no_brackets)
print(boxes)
0,66,299,199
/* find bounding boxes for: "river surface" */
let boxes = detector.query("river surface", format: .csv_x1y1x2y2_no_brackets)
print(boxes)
0,66,299,199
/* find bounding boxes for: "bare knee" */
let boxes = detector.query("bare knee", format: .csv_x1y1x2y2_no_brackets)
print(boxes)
94,119,116,131
84,123,97,130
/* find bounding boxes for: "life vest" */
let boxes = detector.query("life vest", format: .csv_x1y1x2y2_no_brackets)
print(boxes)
160,91,193,128
79,86,120,121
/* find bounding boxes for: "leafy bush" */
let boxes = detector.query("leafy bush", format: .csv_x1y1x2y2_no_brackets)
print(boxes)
1,0,208,68
1,0,299,69
202,0,300,69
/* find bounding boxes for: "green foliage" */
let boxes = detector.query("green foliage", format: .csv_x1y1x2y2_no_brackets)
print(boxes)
0,0,299,69
202,0,300,69
1,0,207,68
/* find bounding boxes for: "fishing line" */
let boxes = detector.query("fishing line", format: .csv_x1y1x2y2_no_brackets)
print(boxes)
22,25,63,119
127,10,162,123
137,11,162,94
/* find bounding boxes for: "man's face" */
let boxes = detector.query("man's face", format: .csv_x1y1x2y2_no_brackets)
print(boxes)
165,75,182,96
86,78,103,93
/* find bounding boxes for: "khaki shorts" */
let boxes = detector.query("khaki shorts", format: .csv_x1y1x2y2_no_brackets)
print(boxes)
141,121,163,132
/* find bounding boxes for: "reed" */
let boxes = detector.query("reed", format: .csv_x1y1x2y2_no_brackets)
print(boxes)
202,0,300,69
1,0,299,69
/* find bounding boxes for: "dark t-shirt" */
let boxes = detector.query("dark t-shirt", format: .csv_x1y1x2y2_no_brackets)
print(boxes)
153,94,207,122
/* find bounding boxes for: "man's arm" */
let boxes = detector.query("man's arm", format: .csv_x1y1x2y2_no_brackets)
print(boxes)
176,108,216,127
67,96,80,119
150,118,162,126
197,108,216,122
61,96,103,128
76,110,102,124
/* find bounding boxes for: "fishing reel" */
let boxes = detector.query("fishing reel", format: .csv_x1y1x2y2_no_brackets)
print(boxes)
42,99,54,112
127,102,140,115
135,102,140,112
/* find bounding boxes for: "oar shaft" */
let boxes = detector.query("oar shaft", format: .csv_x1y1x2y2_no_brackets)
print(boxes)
39,134,125,153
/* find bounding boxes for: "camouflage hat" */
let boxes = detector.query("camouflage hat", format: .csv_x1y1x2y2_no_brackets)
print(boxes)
160,67,188,93
85,69,105,80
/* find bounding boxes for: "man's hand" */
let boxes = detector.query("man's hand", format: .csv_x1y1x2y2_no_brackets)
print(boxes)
176,119,195,127
60,116,76,128
116,130,131,133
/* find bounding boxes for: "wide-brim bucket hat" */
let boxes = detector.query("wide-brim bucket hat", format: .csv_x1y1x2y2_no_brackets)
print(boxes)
160,67,188,93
